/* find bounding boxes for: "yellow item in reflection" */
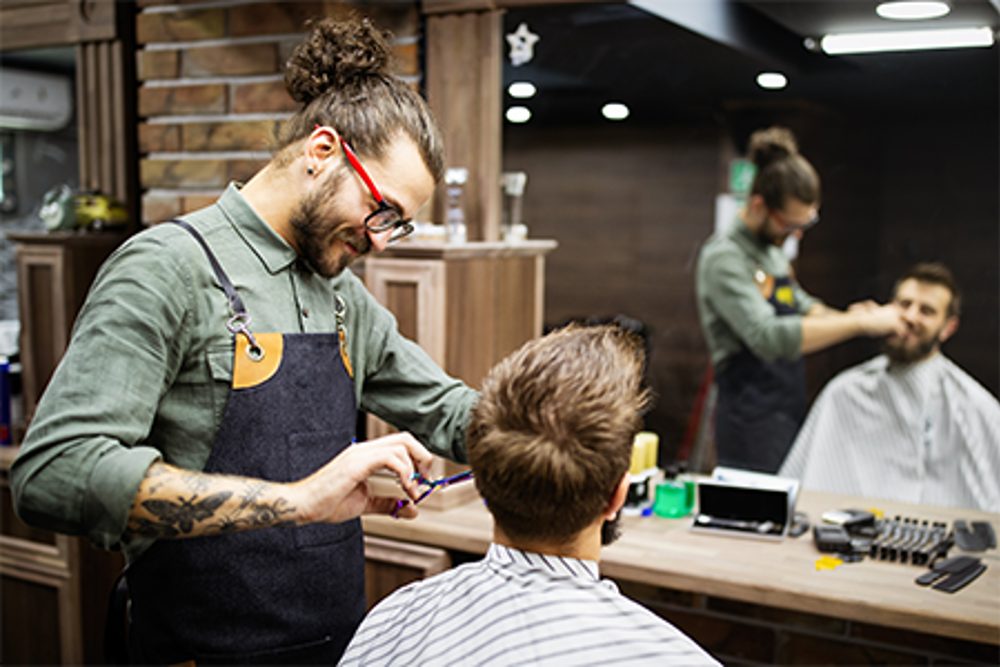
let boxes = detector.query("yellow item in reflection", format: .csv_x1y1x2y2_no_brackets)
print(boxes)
233,333,283,389
815,555,844,571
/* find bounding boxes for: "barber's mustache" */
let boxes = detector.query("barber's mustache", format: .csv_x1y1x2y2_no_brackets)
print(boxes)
335,227,372,256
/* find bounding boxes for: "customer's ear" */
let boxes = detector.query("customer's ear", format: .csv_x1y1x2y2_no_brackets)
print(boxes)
604,472,630,520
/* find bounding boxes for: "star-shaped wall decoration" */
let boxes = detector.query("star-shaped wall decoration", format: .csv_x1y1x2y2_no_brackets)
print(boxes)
506,22,539,67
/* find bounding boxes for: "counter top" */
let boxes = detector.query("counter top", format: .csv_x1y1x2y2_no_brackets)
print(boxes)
367,239,558,260
363,489,1000,645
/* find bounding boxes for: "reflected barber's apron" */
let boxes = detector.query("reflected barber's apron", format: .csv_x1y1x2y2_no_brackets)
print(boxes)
714,273,806,474
126,222,363,664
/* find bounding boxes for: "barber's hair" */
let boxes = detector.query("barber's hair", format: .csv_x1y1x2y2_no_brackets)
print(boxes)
468,325,651,544
277,15,444,182
748,126,821,210
895,262,962,318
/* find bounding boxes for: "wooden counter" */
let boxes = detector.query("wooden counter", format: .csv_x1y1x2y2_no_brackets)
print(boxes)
363,489,1000,647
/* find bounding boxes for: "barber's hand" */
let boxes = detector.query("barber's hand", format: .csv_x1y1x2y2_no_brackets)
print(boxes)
847,299,879,313
857,303,906,338
289,432,434,525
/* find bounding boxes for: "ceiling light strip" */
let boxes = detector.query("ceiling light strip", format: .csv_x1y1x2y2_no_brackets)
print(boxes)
821,26,995,54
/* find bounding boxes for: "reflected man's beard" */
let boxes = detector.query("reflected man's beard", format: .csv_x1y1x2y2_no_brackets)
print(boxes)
601,513,623,546
289,169,371,278
882,322,944,365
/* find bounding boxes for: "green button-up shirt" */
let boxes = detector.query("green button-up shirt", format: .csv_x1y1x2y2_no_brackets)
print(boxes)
11,184,478,562
696,220,819,371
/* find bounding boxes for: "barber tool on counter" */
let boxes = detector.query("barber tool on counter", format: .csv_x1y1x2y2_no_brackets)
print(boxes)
811,508,995,592
691,467,799,539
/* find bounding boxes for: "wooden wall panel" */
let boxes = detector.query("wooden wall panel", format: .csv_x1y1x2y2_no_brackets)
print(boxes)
425,11,502,240
77,39,136,218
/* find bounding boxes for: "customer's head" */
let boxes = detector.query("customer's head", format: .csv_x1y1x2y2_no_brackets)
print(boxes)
883,262,961,364
747,127,821,245
276,15,444,184
468,325,650,544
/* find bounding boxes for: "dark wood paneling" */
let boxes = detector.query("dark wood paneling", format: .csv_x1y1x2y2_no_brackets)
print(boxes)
2,576,62,665
505,123,721,460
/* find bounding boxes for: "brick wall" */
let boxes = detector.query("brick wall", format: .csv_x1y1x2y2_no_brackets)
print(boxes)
136,0,422,226
615,579,999,666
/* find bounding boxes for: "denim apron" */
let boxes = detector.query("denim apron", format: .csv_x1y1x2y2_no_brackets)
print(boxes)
714,272,806,474
125,221,364,664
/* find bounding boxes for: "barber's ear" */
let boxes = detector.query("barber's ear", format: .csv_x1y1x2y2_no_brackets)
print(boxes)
305,126,339,174
938,316,959,344
604,471,631,520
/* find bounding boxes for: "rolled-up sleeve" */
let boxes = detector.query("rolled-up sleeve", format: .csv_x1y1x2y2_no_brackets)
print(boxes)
11,233,191,550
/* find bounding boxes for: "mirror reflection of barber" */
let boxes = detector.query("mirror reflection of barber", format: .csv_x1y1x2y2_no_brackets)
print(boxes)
696,127,906,474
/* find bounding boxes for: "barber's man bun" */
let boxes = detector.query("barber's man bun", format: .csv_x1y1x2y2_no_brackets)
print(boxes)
747,125,820,208
284,17,393,106
748,126,799,171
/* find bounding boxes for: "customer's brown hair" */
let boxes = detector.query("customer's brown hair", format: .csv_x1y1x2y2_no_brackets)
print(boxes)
748,126,821,210
276,14,444,182
467,325,650,544
894,262,962,318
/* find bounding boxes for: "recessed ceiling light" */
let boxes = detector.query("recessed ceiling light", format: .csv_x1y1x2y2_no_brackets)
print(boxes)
756,72,788,90
602,102,629,121
876,1,951,21
506,106,532,123
508,82,537,99
821,26,994,54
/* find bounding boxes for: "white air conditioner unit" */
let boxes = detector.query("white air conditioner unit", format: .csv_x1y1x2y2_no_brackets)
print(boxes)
0,68,73,132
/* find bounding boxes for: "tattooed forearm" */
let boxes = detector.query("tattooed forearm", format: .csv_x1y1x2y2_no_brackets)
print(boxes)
126,462,301,540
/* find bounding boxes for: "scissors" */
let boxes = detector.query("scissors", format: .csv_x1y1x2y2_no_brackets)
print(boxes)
390,470,474,518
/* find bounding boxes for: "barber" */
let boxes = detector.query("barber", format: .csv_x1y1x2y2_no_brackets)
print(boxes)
11,16,477,664
696,127,904,473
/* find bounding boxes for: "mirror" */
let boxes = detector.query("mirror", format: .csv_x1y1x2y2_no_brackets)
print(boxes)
501,3,998,464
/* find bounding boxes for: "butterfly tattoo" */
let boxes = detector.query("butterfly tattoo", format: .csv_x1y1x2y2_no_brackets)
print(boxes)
141,491,233,535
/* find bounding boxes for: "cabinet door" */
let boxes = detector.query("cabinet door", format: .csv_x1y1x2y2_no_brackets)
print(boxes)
363,258,447,441
15,245,69,423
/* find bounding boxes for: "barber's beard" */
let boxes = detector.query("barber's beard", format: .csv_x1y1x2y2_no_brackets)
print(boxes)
882,323,943,365
289,168,371,278
601,513,623,546
756,223,788,248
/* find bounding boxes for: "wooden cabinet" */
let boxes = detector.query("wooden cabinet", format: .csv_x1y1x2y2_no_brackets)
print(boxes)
7,232,124,425
1,446,124,665
364,240,557,389
2,232,125,664
361,240,556,506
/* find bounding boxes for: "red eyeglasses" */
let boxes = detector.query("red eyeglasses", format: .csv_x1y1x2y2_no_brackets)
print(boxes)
318,126,413,242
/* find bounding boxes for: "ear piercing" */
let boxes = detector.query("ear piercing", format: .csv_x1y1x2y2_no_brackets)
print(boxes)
307,168,314,175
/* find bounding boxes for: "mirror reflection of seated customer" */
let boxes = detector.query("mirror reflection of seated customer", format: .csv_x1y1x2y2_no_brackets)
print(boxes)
339,325,720,666
779,263,1000,511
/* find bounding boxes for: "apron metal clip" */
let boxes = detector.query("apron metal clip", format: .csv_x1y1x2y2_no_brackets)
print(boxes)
227,312,263,360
